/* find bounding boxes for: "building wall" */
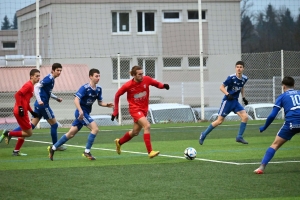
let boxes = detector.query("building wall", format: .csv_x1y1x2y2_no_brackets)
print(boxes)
0,30,18,57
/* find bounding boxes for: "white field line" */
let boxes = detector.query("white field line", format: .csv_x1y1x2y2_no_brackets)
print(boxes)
11,138,300,165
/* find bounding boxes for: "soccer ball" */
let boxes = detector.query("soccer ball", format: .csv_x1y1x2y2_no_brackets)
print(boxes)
184,147,197,160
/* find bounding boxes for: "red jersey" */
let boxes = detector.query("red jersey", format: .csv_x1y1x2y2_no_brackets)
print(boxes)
14,80,34,113
113,76,164,114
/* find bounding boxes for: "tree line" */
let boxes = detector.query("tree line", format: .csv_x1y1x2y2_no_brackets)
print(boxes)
242,0,300,53
1,14,18,30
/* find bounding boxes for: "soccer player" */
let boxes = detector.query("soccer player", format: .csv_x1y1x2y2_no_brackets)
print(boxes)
0,69,40,148
3,63,65,156
254,76,300,174
111,65,170,158
48,68,113,161
199,61,249,145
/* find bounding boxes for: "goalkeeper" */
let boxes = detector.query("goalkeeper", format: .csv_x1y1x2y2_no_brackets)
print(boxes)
199,61,249,145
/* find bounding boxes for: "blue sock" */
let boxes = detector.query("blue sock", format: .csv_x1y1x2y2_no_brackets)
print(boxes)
13,123,35,131
201,124,215,137
237,122,247,138
50,123,58,144
85,133,96,150
54,134,69,148
261,147,276,165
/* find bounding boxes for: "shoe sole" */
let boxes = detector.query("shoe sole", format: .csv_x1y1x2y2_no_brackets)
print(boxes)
47,146,54,161
82,154,96,160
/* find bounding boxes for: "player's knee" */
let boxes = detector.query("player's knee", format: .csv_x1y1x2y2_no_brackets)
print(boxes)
92,127,99,134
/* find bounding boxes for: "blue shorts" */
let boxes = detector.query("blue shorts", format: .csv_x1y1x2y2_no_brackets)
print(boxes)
34,104,55,119
277,122,300,140
71,110,94,131
218,99,244,117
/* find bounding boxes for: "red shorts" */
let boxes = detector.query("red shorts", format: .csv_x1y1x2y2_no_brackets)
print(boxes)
129,110,147,123
14,111,31,130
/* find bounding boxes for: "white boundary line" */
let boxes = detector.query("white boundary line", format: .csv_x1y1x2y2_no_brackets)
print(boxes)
18,138,300,165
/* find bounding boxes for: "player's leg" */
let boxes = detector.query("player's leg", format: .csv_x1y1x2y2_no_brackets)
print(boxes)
199,100,229,145
82,120,98,160
235,108,249,144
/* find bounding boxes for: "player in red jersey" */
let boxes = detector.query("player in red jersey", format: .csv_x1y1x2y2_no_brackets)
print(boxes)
0,69,40,148
111,65,169,158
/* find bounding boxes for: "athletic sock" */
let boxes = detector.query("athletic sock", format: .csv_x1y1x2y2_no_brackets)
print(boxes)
53,134,69,149
201,124,215,137
85,133,96,150
261,147,276,166
119,132,132,145
8,131,23,137
50,123,58,144
14,137,25,151
237,122,247,137
143,133,152,153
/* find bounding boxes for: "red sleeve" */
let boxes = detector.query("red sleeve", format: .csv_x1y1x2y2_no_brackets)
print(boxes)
113,83,129,115
146,76,164,89
15,91,23,107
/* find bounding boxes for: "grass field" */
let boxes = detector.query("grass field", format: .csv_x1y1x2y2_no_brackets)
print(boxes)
0,120,300,200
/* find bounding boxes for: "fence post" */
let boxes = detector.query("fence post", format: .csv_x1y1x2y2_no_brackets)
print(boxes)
281,50,284,119
272,76,275,103
117,53,122,125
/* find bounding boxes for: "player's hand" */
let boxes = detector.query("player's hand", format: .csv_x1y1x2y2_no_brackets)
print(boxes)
111,114,118,121
18,106,24,117
106,103,114,108
30,111,39,118
242,97,248,105
78,111,84,121
38,101,44,106
57,98,62,103
259,126,266,133
163,84,170,90
226,94,234,100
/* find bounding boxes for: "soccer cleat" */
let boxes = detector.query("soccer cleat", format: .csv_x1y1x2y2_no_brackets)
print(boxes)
56,145,67,151
148,150,160,158
114,138,121,155
48,146,55,161
1,129,12,145
82,152,96,160
254,168,264,174
236,137,248,144
199,132,206,145
12,151,27,156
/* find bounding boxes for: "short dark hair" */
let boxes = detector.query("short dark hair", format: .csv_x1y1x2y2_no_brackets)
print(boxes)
130,66,142,76
282,76,294,87
89,68,100,76
30,69,40,76
52,63,62,71
236,61,244,67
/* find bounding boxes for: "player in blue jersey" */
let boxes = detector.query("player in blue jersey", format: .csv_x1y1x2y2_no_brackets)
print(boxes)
199,61,249,145
254,76,300,174
47,68,113,161
5,63,65,156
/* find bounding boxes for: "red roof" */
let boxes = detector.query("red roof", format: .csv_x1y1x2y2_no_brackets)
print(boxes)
0,64,89,92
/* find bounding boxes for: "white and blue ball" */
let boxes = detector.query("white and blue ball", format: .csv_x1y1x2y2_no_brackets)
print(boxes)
184,147,197,160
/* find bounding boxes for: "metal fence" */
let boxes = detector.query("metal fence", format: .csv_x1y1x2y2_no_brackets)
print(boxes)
0,50,300,128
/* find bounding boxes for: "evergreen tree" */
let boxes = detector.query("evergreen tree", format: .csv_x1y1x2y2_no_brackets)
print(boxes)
264,4,279,51
12,13,18,29
1,15,11,30
294,14,300,50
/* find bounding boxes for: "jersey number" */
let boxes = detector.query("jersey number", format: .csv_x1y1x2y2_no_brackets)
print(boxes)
290,95,300,106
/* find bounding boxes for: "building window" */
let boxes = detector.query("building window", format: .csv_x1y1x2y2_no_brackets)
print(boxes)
112,12,130,33
3,42,16,49
112,58,131,80
163,58,182,68
137,12,155,33
187,10,206,21
137,58,156,78
188,57,208,67
162,11,181,22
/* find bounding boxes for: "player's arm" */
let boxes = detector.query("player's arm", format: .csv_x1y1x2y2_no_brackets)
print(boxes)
148,77,169,90
111,85,128,120
259,106,281,132
241,87,248,105
34,82,44,105
51,93,62,102
74,96,84,120
98,101,114,108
